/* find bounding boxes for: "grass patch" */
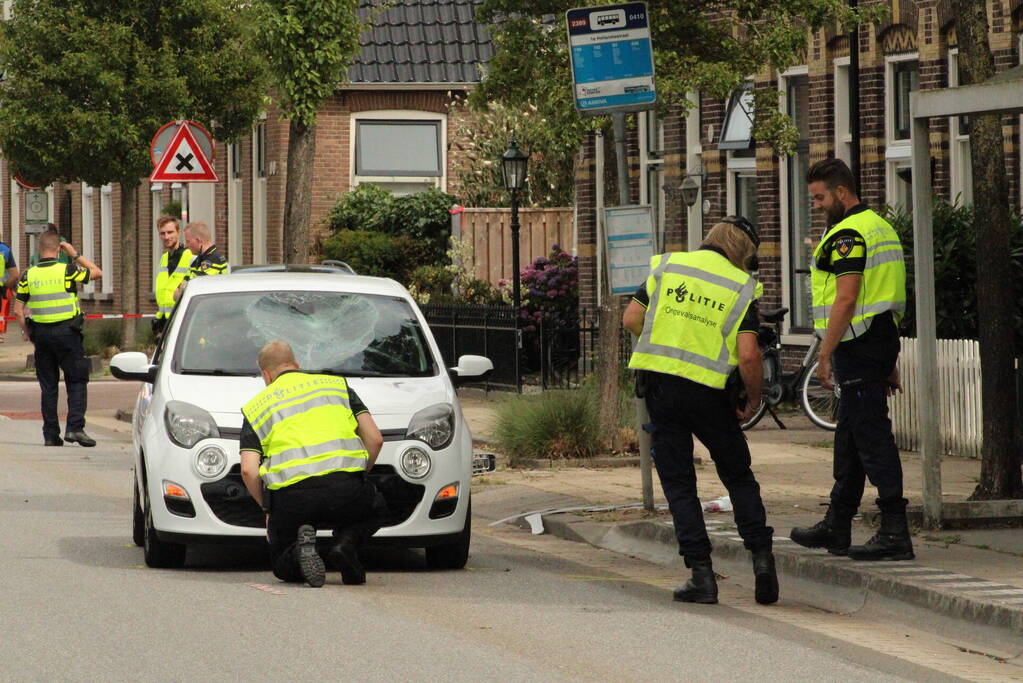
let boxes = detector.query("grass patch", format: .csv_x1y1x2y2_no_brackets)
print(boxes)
493,388,601,465
82,319,153,356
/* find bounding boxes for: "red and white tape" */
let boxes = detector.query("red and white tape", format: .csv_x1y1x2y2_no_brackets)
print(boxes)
1,313,157,321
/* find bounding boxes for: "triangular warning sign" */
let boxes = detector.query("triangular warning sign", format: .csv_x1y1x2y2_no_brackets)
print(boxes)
150,124,219,182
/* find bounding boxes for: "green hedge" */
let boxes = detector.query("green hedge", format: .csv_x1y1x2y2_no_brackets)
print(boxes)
320,229,432,282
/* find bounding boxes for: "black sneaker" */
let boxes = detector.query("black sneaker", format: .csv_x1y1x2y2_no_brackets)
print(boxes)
44,436,64,447
64,431,96,447
329,539,366,585
296,525,325,587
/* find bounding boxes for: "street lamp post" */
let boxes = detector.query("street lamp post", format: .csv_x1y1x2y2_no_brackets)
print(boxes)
501,136,528,393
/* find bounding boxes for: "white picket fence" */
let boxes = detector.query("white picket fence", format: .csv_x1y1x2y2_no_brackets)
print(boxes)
890,338,982,458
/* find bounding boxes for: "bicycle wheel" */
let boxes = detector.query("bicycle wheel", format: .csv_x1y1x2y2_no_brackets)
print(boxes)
801,360,839,431
741,353,780,431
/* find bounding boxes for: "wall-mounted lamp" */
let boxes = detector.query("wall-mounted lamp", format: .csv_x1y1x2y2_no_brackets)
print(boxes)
665,166,707,208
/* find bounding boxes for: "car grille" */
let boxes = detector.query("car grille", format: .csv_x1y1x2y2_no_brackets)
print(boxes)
200,466,264,528
200,465,425,530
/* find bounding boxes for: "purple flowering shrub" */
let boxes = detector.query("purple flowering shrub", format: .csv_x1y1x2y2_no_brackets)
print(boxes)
501,245,579,370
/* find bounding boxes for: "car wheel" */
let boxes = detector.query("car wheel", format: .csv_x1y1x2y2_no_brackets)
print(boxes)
425,498,471,570
132,478,145,547
143,495,186,569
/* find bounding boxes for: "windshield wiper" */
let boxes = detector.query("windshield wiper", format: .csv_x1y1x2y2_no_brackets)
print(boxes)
178,369,259,377
310,369,412,378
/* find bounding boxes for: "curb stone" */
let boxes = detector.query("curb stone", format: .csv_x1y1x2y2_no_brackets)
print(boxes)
526,513,1023,649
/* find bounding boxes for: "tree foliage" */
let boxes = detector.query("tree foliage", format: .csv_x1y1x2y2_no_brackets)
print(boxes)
256,0,363,127
0,0,267,186
472,0,886,158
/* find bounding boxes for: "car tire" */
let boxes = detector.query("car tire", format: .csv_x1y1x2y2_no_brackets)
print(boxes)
132,478,145,547
425,498,471,570
143,495,186,569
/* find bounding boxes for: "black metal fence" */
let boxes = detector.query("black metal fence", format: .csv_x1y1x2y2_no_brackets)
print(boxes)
421,303,632,391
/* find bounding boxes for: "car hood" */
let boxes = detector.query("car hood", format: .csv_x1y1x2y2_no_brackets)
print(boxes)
164,373,451,431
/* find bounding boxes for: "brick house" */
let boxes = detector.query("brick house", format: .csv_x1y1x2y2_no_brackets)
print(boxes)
574,0,1023,364
0,0,490,317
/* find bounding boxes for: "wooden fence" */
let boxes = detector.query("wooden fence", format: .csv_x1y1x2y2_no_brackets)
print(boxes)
457,208,574,286
890,338,982,458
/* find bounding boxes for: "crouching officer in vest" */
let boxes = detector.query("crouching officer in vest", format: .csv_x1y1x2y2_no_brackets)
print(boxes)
239,341,385,587
623,217,778,606
14,232,102,447
152,216,192,339
790,158,912,562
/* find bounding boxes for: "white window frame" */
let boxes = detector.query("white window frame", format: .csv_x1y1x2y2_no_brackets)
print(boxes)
150,184,164,294
81,186,95,295
9,178,19,272
947,49,973,206
100,184,113,295
777,65,814,342
252,117,268,264
685,91,704,251
833,56,852,166
227,142,243,266
638,110,666,251
350,110,447,193
885,53,919,210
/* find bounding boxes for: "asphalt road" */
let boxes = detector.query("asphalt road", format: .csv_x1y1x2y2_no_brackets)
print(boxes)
0,400,991,681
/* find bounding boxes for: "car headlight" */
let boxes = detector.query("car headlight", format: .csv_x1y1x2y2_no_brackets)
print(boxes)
164,400,220,448
195,445,228,479
406,403,454,449
400,446,432,480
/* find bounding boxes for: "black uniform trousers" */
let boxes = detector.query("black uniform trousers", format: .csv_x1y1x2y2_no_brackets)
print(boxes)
829,313,907,518
31,320,89,440
267,471,385,583
644,371,773,560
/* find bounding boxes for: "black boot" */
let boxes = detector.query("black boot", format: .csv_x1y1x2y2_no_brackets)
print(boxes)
751,549,779,605
673,554,718,604
847,510,914,561
789,506,852,555
328,530,366,585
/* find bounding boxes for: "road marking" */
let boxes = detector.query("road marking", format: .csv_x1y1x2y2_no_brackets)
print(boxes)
246,582,285,595
478,522,1023,680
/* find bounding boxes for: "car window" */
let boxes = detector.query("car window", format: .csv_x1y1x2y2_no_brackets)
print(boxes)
171,290,437,377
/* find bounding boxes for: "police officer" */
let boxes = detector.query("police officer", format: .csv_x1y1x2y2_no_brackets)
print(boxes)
173,221,228,302
623,217,778,605
239,340,385,587
152,215,192,339
0,237,19,342
13,232,102,447
790,157,912,562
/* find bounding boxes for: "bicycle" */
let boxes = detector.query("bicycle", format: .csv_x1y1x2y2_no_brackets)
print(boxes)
740,305,840,431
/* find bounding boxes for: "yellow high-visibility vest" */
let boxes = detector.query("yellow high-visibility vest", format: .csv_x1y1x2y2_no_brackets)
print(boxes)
24,262,80,324
628,250,756,389
241,372,369,490
811,208,906,341
155,248,193,320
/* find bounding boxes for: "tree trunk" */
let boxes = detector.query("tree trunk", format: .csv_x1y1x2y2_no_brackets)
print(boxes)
120,183,138,350
282,120,316,264
953,0,1023,499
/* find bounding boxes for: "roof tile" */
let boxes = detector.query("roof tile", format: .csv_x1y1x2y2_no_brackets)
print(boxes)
348,0,492,84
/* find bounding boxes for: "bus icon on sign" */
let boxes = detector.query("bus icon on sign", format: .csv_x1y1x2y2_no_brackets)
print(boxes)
589,8,625,29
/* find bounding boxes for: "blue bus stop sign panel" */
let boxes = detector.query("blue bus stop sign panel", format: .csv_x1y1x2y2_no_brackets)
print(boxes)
567,2,656,114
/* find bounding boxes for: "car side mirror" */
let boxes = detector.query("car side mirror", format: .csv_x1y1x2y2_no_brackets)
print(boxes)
448,355,493,385
110,352,157,384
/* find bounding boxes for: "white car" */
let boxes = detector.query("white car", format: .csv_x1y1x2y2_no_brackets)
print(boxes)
111,265,493,570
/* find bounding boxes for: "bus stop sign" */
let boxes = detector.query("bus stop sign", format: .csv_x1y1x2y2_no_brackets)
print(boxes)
566,2,656,115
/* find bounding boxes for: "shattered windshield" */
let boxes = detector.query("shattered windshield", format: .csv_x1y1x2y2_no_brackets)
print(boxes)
172,291,436,377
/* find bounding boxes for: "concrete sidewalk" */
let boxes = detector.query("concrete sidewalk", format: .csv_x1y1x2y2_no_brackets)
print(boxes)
461,393,1023,649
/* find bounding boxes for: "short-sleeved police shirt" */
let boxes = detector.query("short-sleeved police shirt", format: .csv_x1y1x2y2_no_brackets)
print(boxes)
16,258,90,303
0,241,16,272
632,247,759,334
183,244,228,281
239,374,369,455
814,204,869,277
